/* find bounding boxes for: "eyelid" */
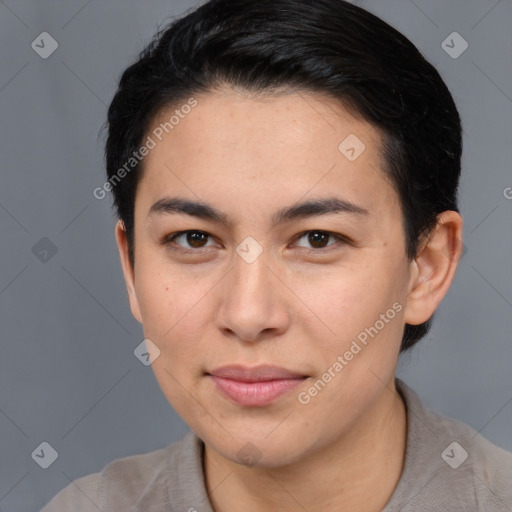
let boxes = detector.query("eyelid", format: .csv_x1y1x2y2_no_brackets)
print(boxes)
161,230,219,251
161,229,352,253
290,230,352,253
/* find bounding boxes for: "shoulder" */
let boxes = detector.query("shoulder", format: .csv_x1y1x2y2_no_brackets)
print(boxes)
40,433,193,511
40,471,102,512
436,407,512,506
394,379,512,510
415,386,512,472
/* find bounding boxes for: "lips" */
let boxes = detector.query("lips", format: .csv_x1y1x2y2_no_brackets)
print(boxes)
206,364,307,407
208,364,306,382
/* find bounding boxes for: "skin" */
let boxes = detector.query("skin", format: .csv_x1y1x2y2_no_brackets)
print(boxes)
115,87,463,511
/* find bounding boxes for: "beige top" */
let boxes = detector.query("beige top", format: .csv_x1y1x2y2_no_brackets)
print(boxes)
41,379,512,511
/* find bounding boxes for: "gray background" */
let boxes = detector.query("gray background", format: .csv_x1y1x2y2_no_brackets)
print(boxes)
0,0,511,510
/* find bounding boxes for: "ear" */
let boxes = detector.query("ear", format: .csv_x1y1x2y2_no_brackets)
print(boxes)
403,210,463,325
114,219,143,324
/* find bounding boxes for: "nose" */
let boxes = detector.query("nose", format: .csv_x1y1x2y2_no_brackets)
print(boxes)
215,247,290,343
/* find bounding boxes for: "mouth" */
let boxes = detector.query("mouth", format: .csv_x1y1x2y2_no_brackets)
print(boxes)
206,364,308,407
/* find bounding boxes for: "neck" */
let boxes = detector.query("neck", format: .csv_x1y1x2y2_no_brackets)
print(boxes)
204,378,407,512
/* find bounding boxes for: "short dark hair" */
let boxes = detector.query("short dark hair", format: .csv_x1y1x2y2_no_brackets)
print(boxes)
103,0,462,352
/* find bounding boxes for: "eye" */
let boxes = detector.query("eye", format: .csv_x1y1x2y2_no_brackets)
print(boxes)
162,230,218,251
161,229,350,255
292,230,349,251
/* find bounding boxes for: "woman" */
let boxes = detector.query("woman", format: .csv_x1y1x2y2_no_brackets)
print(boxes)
42,0,512,510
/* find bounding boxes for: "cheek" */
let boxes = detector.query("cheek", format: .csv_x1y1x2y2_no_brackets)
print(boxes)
135,259,194,331
305,267,376,332
136,268,210,406
298,272,404,423
135,275,172,337
305,262,405,361
134,264,215,363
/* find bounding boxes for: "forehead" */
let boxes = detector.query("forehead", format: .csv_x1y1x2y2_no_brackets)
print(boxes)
136,89,398,223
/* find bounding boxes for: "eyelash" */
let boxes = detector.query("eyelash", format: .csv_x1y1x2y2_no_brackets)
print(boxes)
160,230,351,255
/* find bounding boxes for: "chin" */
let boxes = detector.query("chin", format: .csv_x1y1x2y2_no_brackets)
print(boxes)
202,427,310,469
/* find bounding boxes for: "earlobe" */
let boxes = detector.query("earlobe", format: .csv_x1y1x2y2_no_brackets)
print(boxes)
114,220,143,324
403,211,463,326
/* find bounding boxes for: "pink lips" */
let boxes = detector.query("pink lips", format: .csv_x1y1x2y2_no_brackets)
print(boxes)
207,365,307,407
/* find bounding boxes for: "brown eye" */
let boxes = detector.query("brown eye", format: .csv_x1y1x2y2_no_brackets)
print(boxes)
307,231,330,248
164,230,215,250
184,231,209,248
293,230,345,250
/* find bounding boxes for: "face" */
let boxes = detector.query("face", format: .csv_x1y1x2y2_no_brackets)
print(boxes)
116,88,421,467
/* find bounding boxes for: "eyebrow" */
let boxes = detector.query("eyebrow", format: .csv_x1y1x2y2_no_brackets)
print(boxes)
148,196,369,226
